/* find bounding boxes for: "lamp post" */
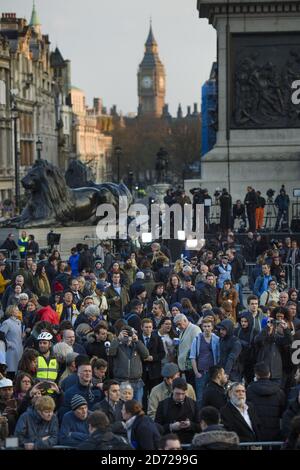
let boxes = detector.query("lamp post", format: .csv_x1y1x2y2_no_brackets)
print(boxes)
36,137,43,160
115,146,122,183
11,101,20,215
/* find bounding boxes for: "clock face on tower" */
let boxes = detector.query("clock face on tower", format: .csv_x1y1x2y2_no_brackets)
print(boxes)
142,76,153,89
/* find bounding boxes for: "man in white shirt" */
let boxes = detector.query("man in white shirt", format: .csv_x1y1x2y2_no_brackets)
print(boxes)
220,382,261,442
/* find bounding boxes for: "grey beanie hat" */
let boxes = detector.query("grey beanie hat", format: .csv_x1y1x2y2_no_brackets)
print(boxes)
71,394,88,411
161,362,179,378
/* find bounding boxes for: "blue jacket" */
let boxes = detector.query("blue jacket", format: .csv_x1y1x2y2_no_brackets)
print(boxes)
59,410,90,447
216,264,232,289
14,406,58,449
253,274,273,297
59,382,103,421
69,254,80,277
190,332,220,365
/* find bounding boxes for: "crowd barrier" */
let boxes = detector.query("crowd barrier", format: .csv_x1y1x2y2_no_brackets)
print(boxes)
244,263,297,289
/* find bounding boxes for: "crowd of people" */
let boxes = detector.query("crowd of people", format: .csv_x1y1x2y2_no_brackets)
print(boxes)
0,229,300,451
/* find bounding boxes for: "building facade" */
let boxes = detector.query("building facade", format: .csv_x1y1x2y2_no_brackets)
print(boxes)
0,6,72,208
71,87,112,183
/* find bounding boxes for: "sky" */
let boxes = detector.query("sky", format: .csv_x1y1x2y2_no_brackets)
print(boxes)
1,0,216,116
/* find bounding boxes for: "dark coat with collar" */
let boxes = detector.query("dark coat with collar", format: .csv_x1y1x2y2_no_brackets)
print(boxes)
139,332,165,380
130,414,161,450
220,401,261,442
155,396,201,443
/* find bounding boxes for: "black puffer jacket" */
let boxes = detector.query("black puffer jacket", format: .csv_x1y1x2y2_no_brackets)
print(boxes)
246,379,286,441
218,319,242,380
254,327,292,379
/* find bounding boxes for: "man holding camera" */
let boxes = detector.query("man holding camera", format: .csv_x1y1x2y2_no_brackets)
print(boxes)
108,326,149,403
254,311,292,383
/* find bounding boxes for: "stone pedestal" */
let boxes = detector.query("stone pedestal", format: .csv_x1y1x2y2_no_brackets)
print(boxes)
147,183,170,204
196,0,300,201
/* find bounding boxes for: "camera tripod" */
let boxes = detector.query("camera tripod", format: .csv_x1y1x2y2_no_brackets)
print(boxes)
264,197,277,231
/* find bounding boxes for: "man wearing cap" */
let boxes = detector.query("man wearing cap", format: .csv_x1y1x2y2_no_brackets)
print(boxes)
0,377,17,435
129,271,145,299
216,255,232,290
59,394,90,447
147,363,196,420
36,333,59,384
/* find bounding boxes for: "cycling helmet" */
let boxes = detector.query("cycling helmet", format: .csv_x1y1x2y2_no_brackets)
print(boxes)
37,332,53,341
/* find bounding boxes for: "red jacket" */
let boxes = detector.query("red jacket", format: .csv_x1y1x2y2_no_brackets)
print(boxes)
37,305,59,325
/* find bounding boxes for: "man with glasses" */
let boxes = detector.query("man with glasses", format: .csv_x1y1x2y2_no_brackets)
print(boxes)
220,382,261,442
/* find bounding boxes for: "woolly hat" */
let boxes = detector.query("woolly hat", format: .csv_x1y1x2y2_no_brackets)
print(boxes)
71,394,87,411
161,362,179,378
170,302,183,312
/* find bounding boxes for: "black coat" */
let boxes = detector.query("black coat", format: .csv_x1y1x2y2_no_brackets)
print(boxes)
198,284,217,307
85,338,108,360
220,401,261,442
93,399,123,423
218,319,242,380
246,379,286,441
78,429,131,450
140,333,165,380
281,398,300,439
130,414,161,450
254,328,292,379
155,396,201,443
202,381,227,410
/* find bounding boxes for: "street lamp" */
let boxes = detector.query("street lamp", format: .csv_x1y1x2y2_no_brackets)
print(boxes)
36,137,43,160
11,99,20,215
115,146,122,184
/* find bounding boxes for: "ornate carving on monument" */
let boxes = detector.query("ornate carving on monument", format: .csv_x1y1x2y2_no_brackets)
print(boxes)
231,33,300,129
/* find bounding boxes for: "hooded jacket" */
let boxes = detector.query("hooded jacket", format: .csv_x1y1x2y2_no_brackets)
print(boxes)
14,406,58,449
218,319,241,380
191,429,239,450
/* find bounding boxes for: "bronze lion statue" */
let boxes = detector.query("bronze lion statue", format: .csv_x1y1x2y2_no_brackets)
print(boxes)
2,159,132,228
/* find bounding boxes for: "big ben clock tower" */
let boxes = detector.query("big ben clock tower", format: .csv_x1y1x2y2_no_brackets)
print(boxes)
138,23,166,117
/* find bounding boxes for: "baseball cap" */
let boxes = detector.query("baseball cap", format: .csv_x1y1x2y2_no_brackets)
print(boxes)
0,378,13,388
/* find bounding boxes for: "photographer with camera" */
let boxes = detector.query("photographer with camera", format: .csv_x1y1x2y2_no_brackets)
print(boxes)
219,188,232,232
254,311,292,384
108,325,149,403
274,185,290,232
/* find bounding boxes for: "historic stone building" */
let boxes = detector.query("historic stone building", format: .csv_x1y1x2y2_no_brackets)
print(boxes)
71,87,112,183
137,24,166,117
0,5,72,207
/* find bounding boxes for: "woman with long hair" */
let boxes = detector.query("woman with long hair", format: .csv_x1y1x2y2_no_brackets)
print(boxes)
218,280,238,322
22,297,39,337
157,317,177,364
181,298,200,325
36,263,51,297
14,372,34,407
148,283,169,314
289,289,300,316
18,348,39,377
122,400,160,450
166,274,185,305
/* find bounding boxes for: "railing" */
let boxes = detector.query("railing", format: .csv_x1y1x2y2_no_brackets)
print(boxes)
181,441,283,450
244,262,296,290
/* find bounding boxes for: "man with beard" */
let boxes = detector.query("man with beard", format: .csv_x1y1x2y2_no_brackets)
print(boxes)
220,382,261,442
